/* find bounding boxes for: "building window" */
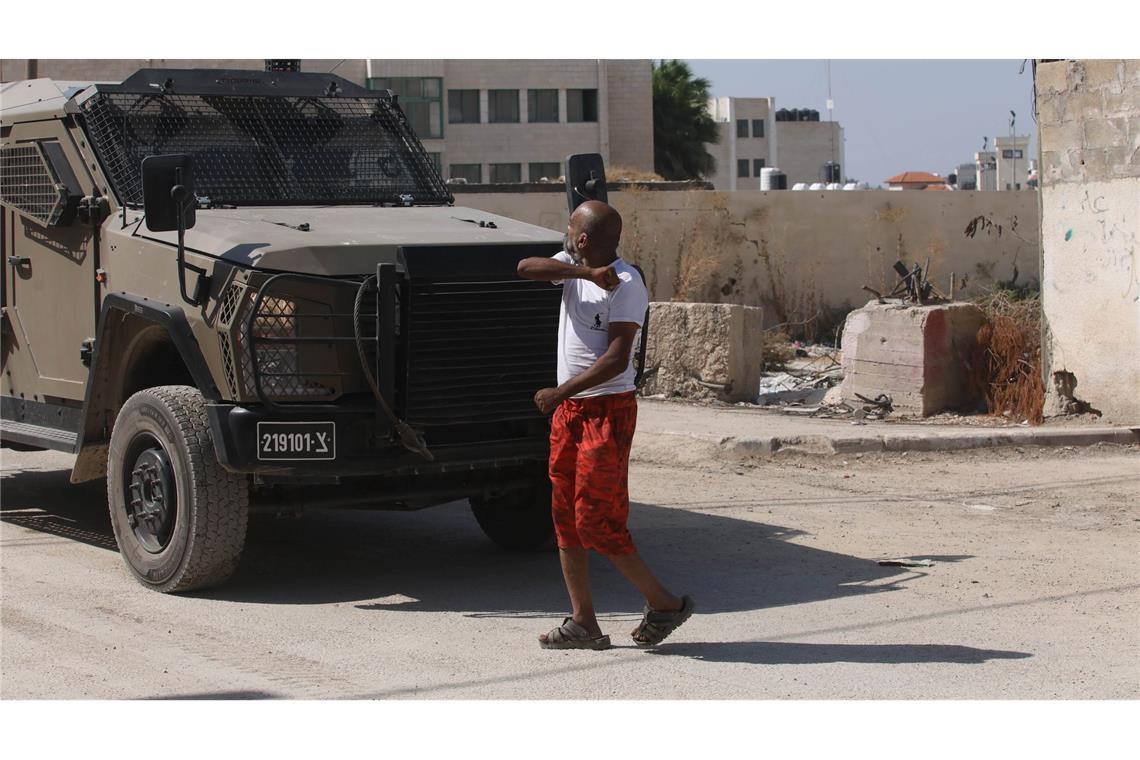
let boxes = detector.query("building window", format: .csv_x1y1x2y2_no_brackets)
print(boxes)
489,163,522,184
567,89,598,122
753,158,766,175
527,89,559,123
488,90,520,123
736,120,749,138
737,159,750,178
529,162,562,182
752,119,765,138
368,77,443,139
448,89,480,124
1002,148,1024,159
450,164,482,184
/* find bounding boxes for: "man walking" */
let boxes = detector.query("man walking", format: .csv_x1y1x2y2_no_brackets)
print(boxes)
517,200,694,650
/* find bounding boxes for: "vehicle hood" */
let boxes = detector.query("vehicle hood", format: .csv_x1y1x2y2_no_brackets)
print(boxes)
137,205,564,276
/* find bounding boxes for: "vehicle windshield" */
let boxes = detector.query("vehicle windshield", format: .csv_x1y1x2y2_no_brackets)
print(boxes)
79,86,452,207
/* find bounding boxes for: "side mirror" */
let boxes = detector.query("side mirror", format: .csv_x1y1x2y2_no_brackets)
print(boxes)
565,153,608,213
142,154,196,232
142,154,208,307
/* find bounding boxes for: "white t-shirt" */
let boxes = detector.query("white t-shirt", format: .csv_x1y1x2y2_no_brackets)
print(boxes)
552,250,649,398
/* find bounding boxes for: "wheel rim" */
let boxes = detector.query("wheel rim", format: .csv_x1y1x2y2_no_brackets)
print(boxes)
123,434,177,553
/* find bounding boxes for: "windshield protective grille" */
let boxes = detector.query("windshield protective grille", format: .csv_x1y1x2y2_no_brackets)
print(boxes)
78,91,452,206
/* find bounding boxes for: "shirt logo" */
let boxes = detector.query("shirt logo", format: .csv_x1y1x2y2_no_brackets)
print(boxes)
592,313,604,331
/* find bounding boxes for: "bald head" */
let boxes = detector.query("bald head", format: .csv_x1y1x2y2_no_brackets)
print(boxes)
567,201,622,265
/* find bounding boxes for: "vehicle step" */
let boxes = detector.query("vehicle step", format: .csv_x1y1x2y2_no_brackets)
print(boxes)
1,421,78,452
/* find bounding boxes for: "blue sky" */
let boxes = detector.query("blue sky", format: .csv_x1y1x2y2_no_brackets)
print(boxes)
685,59,1037,185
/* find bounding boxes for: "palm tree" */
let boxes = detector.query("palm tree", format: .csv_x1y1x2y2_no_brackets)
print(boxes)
652,60,719,180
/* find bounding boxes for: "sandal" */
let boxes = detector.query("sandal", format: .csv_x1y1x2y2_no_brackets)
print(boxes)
539,617,612,650
631,595,695,647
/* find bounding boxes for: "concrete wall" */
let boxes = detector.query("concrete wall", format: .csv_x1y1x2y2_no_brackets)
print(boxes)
1036,59,1140,423
455,188,1040,338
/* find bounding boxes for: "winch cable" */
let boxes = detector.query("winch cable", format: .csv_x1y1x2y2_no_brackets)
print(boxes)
353,275,434,461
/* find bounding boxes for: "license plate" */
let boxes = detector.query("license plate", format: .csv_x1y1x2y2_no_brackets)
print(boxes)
257,422,336,461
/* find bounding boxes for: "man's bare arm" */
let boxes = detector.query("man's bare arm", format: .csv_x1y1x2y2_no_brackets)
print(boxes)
517,257,620,290
534,322,639,413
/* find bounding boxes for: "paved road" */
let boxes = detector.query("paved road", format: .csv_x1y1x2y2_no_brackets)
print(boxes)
2,436,1138,699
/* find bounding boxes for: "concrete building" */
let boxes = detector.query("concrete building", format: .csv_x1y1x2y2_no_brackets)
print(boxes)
885,171,951,190
953,163,978,190
777,118,845,186
995,134,1031,190
1036,59,1140,423
974,150,999,191
705,97,844,189
705,97,776,190
0,58,656,182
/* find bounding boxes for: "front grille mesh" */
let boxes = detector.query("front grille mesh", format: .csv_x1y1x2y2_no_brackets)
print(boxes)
404,278,561,425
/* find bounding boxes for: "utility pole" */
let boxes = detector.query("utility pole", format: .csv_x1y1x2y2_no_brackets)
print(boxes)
826,60,837,181
1009,110,1017,190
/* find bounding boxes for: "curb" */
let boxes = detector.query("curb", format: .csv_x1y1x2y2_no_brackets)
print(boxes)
720,426,1140,457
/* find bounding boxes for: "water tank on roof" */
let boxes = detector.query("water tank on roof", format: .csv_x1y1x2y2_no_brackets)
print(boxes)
792,182,808,191
788,108,800,122
759,167,781,190
810,109,820,121
776,108,790,122
826,182,842,190
809,182,825,191
843,182,858,191
823,161,842,183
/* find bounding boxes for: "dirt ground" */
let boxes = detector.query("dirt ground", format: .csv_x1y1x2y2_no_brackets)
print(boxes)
2,438,1138,700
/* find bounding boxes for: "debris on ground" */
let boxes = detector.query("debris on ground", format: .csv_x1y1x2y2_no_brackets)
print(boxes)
756,349,843,407
877,558,935,568
863,259,950,306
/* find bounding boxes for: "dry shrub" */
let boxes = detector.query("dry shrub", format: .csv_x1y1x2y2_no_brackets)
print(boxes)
608,165,666,182
673,249,720,301
762,329,795,369
971,291,1044,424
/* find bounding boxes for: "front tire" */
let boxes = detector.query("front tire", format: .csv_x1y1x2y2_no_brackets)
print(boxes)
107,385,248,593
470,479,556,552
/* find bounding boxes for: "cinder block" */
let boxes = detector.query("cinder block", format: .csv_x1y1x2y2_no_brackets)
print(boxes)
1040,120,1083,153
642,302,763,402
1081,59,1125,90
1035,60,1070,95
1100,87,1139,119
1083,117,1130,151
839,300,986,417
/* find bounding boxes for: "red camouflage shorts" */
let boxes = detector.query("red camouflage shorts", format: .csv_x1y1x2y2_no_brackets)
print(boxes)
548,391,638,556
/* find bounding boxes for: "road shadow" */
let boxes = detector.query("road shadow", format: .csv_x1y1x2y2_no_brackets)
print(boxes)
645,641,1032,665
1,464,917,615
0,468,115,551
145,690,280,700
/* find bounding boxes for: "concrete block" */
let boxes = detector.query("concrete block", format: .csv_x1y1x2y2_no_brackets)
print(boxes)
1081,59,1125,91
839,300,986,417
1039,120,1083,154
1035,60,1070,96
1083,117,1130,151
1100,88,1139,119
642,302,763,402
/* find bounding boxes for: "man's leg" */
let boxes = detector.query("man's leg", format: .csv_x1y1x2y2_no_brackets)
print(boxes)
539,400,604,644
606,552,682,614
558,547,603,637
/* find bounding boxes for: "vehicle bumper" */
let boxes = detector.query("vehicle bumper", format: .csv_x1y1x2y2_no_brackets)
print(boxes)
206,403,550,479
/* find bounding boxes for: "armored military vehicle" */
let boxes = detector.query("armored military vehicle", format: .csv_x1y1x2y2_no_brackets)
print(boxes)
0,68,576,592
